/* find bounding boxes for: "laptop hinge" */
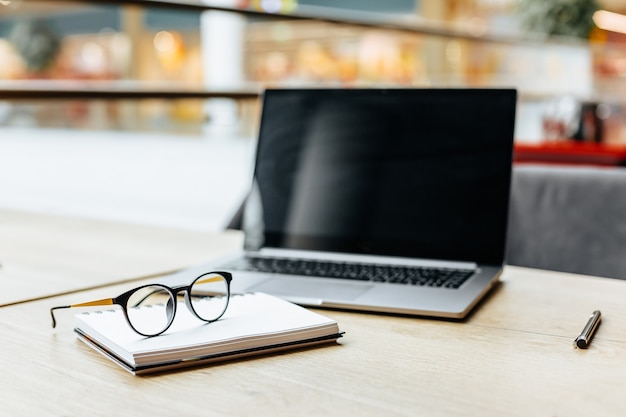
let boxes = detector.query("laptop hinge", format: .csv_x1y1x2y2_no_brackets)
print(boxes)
254,248,477,270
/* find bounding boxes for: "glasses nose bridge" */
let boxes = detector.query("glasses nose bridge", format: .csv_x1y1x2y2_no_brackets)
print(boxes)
170,285,195,307
170,285,190,298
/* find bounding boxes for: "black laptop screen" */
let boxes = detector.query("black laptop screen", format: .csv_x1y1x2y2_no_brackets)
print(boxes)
244,88,516,265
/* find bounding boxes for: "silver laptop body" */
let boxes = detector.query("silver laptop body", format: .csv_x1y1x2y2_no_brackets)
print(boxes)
163,88,517,319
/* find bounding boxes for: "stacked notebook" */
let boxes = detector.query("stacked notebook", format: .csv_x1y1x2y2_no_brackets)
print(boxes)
75,292,343,375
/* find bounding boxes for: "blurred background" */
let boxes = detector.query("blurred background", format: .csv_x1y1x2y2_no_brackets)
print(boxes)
1,0,626,231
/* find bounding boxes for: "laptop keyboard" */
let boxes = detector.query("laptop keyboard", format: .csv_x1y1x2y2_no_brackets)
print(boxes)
222,256,474,289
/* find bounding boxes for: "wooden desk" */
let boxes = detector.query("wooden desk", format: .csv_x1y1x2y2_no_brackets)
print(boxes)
0,210,242,306
1,215,626,416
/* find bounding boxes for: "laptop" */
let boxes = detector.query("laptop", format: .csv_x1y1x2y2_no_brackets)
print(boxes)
163,88,517,319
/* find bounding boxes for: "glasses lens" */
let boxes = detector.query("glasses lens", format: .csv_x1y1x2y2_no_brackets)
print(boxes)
126,285,175,336
189,272,230,321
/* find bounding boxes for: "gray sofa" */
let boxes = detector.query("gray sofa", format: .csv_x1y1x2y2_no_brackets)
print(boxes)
506,164,626,279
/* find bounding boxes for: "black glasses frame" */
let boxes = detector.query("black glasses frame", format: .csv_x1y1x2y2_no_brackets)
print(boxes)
50,271,233,337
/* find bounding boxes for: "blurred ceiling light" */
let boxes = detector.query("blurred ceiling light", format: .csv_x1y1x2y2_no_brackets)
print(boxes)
79,42,106,74
154,31,176,52
260,0,282,13
0,1,11,5
154,31,185,73
593,10,626,34
255,0,296,13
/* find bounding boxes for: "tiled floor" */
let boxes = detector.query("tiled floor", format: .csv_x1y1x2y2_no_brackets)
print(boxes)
0,126,256,232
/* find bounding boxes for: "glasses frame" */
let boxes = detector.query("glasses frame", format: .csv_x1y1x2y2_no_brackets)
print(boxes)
50,271,233,337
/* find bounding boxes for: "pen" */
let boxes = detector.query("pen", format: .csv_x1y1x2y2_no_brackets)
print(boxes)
574,310,601,349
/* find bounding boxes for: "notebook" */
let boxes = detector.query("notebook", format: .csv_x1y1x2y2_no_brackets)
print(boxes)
162,88,517,319
75,292,343,375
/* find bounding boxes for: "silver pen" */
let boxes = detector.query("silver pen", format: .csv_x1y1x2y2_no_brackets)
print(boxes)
574,310,601,349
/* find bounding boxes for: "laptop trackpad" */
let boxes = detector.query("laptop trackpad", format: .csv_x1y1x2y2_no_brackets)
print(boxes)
249,277,372,301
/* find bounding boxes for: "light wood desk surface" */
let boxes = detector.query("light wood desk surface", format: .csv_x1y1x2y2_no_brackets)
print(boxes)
1,212,626,416
0,210,242,306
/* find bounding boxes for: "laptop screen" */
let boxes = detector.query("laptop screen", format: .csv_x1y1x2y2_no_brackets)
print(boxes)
244,88,516,265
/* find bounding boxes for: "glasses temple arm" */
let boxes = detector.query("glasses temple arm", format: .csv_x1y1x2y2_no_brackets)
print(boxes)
50,305,71,328
195,276,227,285
49,298,114,328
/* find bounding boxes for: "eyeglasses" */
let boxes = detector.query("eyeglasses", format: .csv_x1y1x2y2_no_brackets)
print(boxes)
50,271,233,337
